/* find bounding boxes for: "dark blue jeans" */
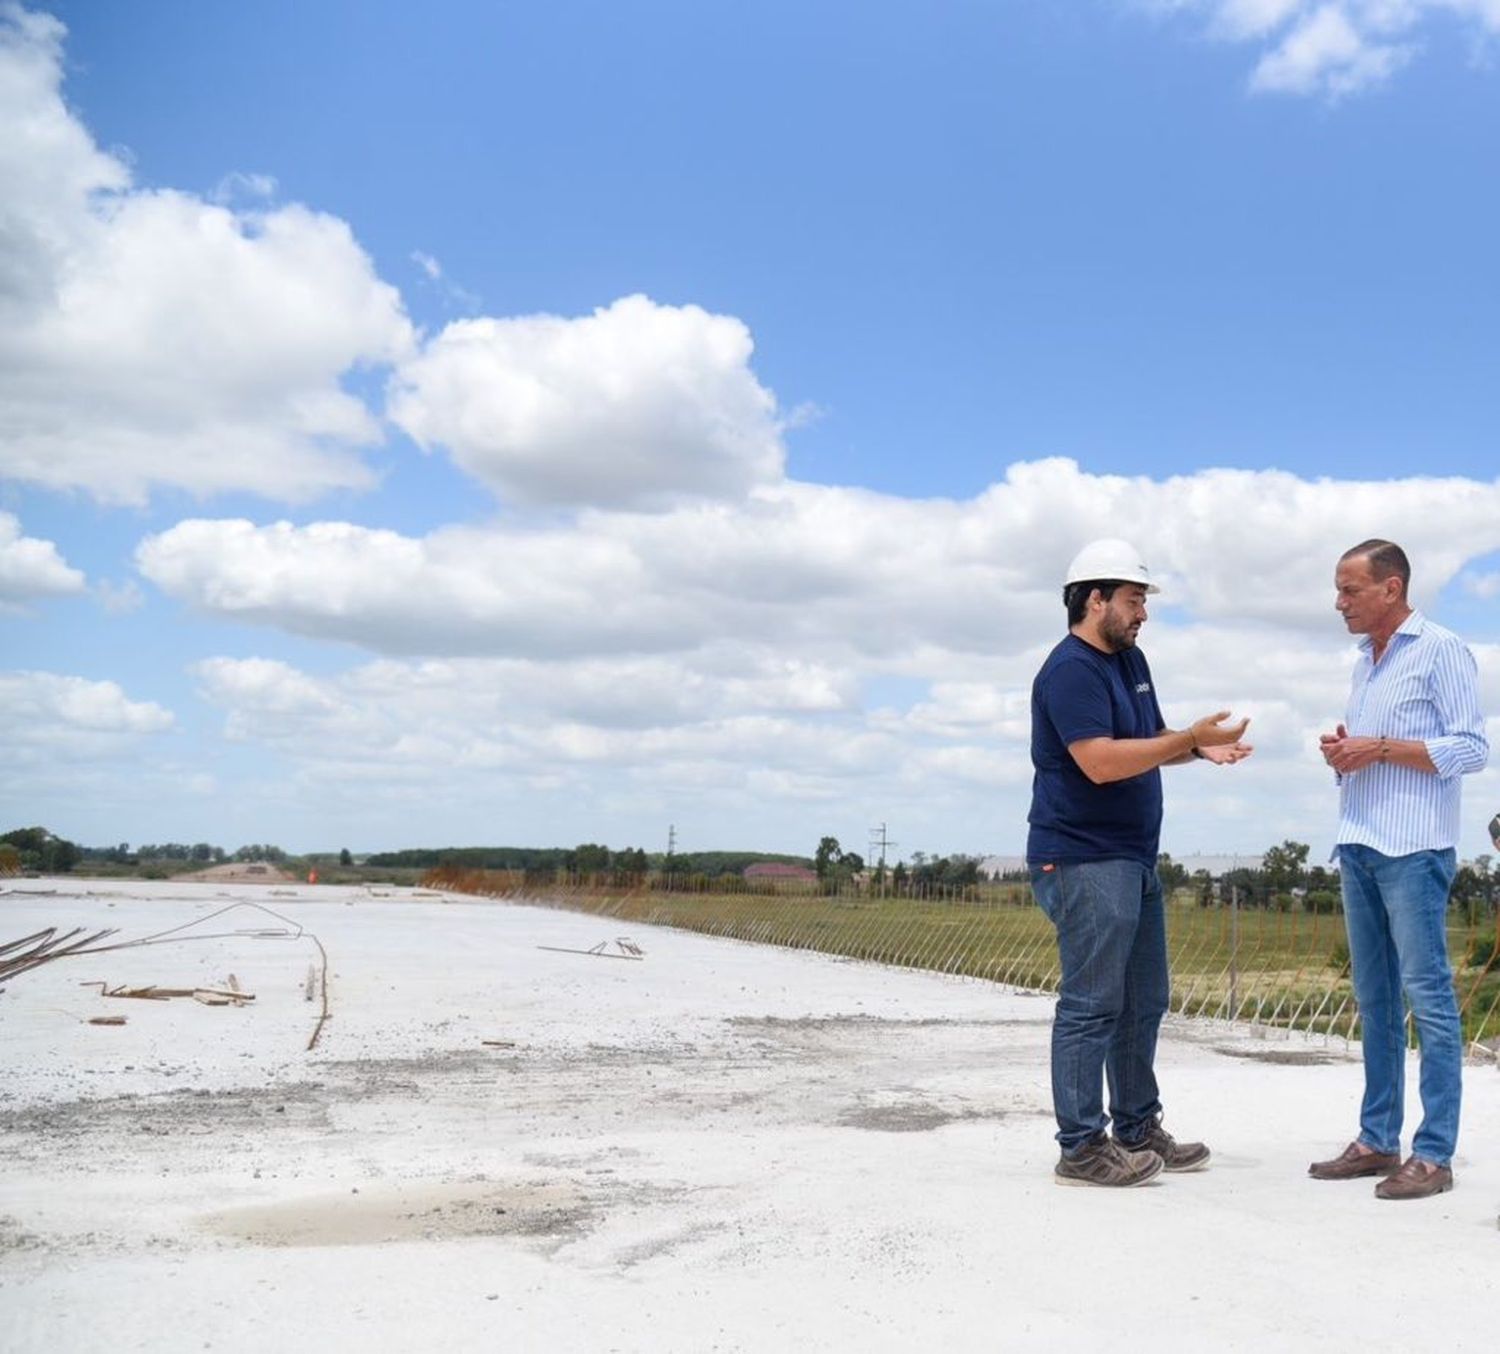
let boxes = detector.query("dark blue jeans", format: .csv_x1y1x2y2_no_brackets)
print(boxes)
1030,859,1168,1155
1338,844,1462,1166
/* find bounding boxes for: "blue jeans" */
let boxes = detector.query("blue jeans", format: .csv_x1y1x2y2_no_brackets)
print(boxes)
1030,859,1168,1155
1338,844,1462,1166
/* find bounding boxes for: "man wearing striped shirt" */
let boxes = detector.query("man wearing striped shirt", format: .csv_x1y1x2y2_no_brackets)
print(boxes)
1309,540,1488,1200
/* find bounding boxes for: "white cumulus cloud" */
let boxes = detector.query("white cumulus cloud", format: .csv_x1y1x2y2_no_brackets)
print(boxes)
134,461,1500,660
0,510,84,605
388,294,787,510
0,5,414,504
1249,4,1412,94
1136,0,1500,97
0,669,174,763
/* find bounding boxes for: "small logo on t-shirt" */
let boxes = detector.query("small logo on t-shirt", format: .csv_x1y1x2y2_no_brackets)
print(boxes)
1135,682,1151,694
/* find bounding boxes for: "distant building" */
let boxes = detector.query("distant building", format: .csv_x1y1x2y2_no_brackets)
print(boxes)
744,863,817,883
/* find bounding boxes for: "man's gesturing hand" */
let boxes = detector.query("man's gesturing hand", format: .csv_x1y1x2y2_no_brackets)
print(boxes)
1190,711,1251,750
1200,740,1253,765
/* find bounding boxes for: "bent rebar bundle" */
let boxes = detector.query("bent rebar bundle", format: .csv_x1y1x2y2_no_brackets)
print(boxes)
0,926,119,986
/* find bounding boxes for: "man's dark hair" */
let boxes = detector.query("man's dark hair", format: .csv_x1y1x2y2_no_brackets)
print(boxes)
1064,580,1123,627
1341,539,1410,598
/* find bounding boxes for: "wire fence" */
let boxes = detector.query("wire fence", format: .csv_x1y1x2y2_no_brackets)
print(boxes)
423,867,1500,1054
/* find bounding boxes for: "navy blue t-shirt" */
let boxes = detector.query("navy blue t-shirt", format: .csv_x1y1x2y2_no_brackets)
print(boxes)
1026,633,1165,867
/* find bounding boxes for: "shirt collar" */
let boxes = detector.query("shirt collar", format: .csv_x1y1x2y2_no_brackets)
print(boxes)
1357,608,1424,654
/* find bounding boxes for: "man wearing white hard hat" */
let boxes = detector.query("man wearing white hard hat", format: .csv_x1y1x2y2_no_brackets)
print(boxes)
1028,538,1252,1187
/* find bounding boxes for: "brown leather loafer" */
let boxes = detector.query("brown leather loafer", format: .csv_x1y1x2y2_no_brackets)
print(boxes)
1308,1141,1400,1180
1375,1156,1453,1200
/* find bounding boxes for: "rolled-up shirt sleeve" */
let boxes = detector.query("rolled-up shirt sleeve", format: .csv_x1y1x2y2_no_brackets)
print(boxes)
1424,638,1488,779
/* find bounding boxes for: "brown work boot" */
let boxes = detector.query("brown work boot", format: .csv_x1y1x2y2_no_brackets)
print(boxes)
1055,1135,1164,1188
1374,1156,1453,1200
1113,1116,1210,1172
1308,1141,1400,1180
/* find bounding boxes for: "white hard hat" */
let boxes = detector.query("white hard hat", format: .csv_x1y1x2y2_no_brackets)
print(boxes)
1064,538,1160,593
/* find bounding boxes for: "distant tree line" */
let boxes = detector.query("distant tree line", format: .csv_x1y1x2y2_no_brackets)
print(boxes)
905,851,987,890
813,838,998,898
1160,840,1498,922
658,850,811,877
363,844,811,879
1,828,814,881
1452,857,1500,924
0,828,297,875
131,843,225,863
364,844,646,873
1,826,81,874
97,842,288,864
1160,841,1346,913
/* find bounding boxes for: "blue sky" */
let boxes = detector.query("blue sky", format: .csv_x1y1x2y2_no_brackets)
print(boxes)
3,1,1498,860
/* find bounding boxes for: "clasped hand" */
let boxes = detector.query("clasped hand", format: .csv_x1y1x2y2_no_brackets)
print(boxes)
1320,723,1383,774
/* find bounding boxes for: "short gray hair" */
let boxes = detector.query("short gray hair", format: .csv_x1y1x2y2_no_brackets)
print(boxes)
1341,539,1409,597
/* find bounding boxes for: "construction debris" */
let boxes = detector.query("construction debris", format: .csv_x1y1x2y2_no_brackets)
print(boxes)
0,926,119,984
80,981,255,1006
87,1015,126,1026
537,937,645,961
305,932,331,1051
4,901,331,1055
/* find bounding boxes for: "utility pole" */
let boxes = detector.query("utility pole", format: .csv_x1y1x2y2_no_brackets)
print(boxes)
1229,883,1240,1022
869,822,896,894
663,823,678,892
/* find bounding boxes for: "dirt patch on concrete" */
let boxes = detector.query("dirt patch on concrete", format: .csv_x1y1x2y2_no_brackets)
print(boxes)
1211,1045,1342,1067
201,1179,594,1249
0,1080,333,1156
836,1102,1010,1133
729,1014,1041,1032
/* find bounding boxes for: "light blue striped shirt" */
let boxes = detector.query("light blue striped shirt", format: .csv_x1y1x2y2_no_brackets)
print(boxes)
1336,611,1488,856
